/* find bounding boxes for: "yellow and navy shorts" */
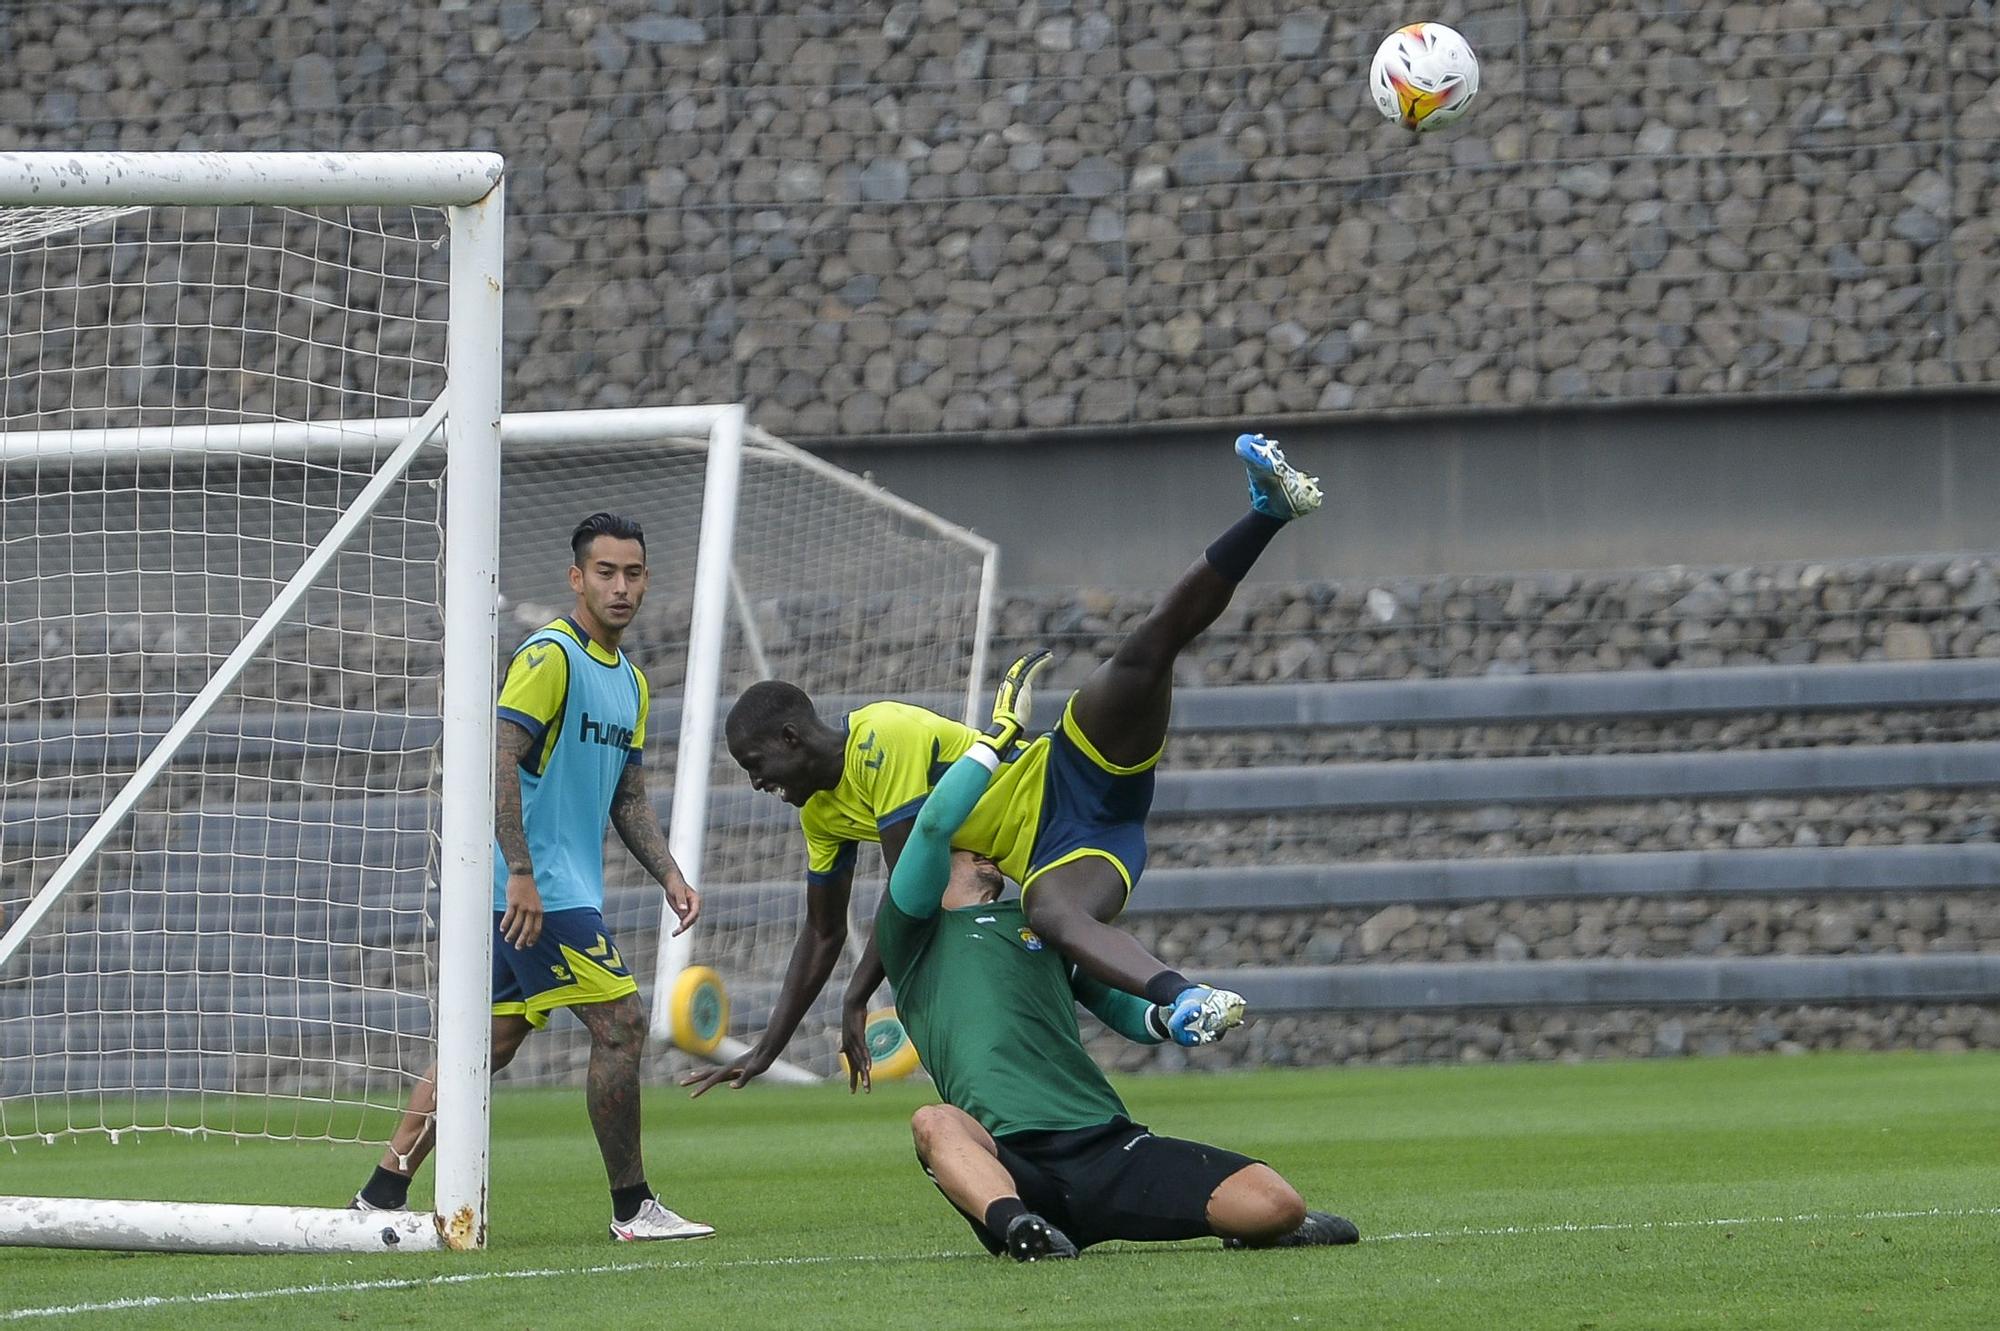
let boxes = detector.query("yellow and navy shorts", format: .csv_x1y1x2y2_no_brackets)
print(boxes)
491,907,639,1029
1018,697,1161,909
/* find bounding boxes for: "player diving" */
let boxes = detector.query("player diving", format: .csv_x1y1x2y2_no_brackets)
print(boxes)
684,433,1322,1092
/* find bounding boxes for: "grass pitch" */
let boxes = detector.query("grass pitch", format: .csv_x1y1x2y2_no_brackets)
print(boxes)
1,1052,1995,1329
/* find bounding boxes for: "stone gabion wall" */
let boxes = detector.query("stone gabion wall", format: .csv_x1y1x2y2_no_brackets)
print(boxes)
1074,548,1999,1067
996,552,2000,688
1086,1003,2000,1071
0,2,1993,438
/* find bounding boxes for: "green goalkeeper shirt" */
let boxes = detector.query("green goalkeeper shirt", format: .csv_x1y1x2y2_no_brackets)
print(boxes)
874,748,1163,1139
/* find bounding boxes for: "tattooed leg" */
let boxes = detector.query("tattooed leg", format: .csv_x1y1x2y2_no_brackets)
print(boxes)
576,993,650,1189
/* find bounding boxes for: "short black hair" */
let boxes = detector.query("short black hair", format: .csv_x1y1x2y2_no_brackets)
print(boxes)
726,680,818,743
572,512,646,566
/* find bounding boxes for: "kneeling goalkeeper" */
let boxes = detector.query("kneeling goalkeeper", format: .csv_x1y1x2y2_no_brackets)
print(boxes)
875,651,1360,1260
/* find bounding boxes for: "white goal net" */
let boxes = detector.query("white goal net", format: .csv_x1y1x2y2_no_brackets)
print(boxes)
0,207,451,1143
0,152,503,1254
0,153,990,1257
491,425,995,1084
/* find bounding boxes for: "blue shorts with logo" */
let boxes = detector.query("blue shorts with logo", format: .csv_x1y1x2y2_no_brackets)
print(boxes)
491,906,638,1029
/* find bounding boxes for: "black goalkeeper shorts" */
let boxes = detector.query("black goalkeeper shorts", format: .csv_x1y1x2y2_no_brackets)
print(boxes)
934,1117,1260,1253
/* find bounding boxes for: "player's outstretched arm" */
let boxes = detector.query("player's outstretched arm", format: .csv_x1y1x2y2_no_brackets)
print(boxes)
839,932,888,1093
681,866,852,1097
1068,969,1170,1046
978,648,1052,755
884,751,999,919
608,762,700,935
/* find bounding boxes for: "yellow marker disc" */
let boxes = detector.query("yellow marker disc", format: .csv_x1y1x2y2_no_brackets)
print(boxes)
668,966,729,1057
841,1006,921,1081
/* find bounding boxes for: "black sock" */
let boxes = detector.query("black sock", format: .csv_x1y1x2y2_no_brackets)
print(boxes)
611,1182,653,1223
984,1196,1029,1242
360,1165,412,1210
1203,511,1287,583
1144,969,1193,1007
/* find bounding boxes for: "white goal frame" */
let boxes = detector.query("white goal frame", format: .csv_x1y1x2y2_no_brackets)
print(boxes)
0,152,504,1254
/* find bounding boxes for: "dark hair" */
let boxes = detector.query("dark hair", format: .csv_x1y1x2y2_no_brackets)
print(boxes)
726,680,818,743
571,512,646,566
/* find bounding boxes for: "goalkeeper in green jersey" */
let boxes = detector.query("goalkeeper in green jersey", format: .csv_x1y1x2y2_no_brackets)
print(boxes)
875,651,1359,1260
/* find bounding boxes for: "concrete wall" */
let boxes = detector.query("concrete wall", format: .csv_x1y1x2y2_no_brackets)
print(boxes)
816,391,2000,587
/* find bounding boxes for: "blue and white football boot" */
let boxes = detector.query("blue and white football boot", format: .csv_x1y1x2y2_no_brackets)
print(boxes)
1235,432,1323,521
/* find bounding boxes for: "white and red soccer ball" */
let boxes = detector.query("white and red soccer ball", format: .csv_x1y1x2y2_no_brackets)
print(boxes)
1370,22,1480,132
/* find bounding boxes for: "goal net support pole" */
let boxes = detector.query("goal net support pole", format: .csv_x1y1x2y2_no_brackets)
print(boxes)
0,152,503,1254
645,405,821,1081
646,418,996,1080
0,398,447,964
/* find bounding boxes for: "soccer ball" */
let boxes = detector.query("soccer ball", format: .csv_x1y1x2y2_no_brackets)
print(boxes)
1370,22,1480,132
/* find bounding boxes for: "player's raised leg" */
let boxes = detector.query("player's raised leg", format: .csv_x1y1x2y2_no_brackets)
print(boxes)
1067,432,1322,770
912,1104,1078,1261
1022,433,1319,1010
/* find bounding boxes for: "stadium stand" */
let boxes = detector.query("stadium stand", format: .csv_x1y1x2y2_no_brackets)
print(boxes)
7,552,1992,1079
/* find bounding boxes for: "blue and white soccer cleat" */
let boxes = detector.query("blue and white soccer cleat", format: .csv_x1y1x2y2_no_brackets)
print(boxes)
1166,985,1248,1047
1235,432,1323,521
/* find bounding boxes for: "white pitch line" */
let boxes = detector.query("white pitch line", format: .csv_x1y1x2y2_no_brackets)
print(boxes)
4,1206,1994,1324
1365,1204,2000,1243
0,1250,973,1323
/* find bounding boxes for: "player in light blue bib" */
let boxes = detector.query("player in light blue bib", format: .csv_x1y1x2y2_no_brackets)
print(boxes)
350,512,711,1243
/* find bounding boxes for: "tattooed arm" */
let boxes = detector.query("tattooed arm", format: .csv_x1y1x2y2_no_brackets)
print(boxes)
609,761,701,936
496,719,543,948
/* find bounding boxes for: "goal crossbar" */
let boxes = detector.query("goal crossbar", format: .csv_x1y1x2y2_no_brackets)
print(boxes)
0,406,779,462
0,150,503,208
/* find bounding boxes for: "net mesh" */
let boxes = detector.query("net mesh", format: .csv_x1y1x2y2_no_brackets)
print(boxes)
491,430,992,1084
0,203,451,1147
0,203,992,1149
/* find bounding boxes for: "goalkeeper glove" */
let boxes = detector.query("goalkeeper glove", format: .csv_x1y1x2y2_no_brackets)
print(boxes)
978,649,1053,756
1163,985,1248,1047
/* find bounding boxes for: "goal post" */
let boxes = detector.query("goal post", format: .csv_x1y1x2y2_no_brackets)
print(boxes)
0,152,503,1253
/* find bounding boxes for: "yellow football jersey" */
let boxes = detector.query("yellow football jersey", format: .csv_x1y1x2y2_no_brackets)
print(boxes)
799,701,1048,886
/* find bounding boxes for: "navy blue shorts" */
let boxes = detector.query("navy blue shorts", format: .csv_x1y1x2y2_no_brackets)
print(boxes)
1019,697,1158,906
491,906,638,1029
